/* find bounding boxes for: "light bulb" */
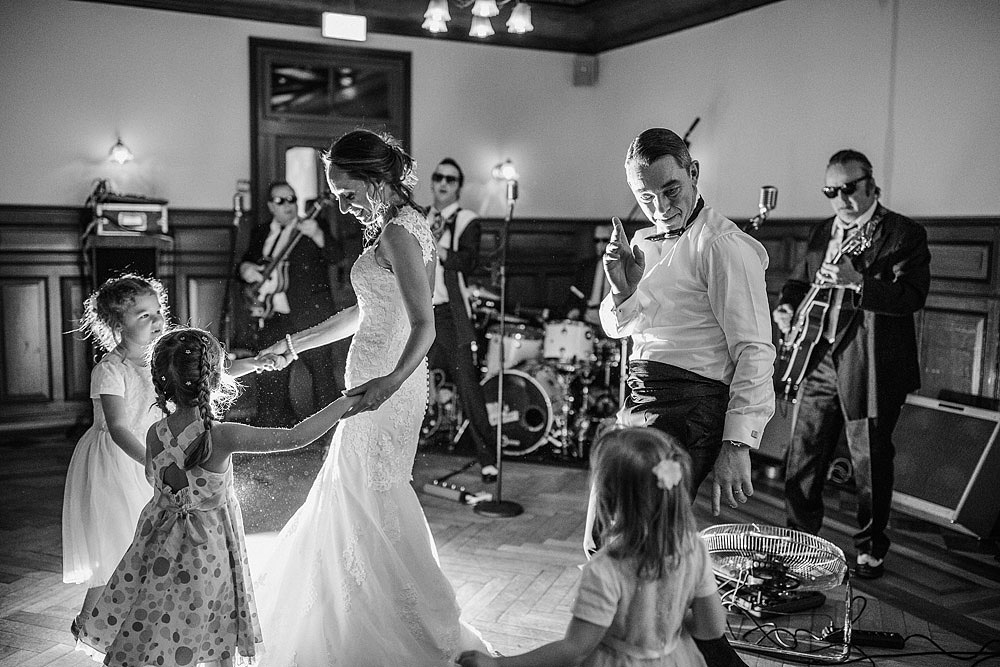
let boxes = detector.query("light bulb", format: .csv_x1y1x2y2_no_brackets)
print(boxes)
421,16,448,32
471,0,499,17
506,2,533,34
423,0,451,22
108,138,134,165
469,15,495,38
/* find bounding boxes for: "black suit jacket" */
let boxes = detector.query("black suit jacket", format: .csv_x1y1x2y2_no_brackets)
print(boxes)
241,218,339,337
778,205,930,419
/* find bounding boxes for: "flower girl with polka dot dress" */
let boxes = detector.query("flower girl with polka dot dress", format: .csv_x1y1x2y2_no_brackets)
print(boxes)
76,328,359,667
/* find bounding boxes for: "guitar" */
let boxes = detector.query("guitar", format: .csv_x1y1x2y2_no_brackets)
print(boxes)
245,196,330,328
774,215,879,402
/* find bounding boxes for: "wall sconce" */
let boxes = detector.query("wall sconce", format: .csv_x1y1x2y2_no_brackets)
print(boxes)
108,137,134,165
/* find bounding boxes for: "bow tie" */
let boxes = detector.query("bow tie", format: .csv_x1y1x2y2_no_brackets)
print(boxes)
646,197,705,242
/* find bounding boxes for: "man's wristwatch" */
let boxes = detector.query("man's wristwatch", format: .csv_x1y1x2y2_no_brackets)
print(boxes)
724,440,750,449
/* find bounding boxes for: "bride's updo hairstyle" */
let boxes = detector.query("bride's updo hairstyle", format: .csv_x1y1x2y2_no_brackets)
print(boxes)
322,129,419,219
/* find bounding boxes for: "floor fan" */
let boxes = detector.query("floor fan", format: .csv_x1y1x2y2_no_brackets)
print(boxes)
700,523,853,663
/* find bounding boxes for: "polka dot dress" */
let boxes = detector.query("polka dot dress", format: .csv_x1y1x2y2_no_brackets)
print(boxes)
77,419,261,667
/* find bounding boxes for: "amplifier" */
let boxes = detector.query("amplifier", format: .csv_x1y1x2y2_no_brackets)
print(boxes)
92,202,168,235
892,394,1000,537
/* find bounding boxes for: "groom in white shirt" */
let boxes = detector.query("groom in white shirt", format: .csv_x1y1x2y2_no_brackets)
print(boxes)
598,128,776,516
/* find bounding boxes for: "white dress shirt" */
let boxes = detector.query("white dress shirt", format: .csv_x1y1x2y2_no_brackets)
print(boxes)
599,204,776,448
427,201,476,307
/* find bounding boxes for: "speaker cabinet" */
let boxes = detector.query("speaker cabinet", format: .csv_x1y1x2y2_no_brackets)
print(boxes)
892,394,1000,537
83,235,173,289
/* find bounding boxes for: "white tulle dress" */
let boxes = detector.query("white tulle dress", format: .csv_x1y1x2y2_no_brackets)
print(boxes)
253,207,490,666
63,351,159,586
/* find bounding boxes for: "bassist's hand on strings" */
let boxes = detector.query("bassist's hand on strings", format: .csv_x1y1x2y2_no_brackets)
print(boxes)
815,259,863,290
239,262,265,284
772,304,794,334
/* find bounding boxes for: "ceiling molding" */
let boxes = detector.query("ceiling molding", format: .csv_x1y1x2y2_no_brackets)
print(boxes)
75,0,779,54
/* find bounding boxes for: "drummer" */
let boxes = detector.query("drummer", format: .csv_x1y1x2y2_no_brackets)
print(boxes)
564,224,613,326
425,157,498,484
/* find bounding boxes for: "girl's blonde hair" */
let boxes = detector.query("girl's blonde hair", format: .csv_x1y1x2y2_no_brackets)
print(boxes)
590,426,697,579
151,327,238,469
78,274,169,353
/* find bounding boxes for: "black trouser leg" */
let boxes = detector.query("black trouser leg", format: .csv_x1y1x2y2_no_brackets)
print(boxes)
429,306,495,466
784,351,844,535
845,400,901,560
255,316,296,428
618,389,726,498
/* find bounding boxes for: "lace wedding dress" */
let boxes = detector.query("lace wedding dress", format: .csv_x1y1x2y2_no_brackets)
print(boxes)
254,207,489,666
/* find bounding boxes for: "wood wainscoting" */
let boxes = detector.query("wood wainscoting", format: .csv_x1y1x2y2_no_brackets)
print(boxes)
1,208,997,434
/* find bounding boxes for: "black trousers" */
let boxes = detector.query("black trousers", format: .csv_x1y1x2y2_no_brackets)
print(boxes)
784,348,902,559
586,360,727,554
255,313,341,428
427,304,496,467
618,359,729,497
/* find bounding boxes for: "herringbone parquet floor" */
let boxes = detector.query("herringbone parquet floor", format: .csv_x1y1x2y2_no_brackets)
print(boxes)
2,432,999,666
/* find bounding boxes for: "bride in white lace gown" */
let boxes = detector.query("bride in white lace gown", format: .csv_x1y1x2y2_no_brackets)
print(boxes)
254,130,490,666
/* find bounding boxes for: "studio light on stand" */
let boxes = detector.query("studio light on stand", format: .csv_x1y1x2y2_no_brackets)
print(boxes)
475,159,524,519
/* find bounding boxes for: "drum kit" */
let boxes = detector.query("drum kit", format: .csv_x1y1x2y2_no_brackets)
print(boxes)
422,287,624,460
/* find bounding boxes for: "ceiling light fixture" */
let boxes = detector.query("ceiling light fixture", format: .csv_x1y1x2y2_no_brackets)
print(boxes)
422,0,532,38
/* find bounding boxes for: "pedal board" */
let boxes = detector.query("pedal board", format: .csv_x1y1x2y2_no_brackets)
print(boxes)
733,587,826,618
823,628,905,649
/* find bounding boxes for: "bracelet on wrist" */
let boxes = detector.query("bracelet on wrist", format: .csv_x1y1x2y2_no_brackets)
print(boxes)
285,333,299,360
725,440,750,449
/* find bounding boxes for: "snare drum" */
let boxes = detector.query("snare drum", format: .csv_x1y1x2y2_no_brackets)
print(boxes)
484,322,543,375
480,361,568,456
544,320,594,366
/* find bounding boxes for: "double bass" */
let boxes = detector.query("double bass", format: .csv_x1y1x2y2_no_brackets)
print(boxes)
244,196,330,329
774,217,878,402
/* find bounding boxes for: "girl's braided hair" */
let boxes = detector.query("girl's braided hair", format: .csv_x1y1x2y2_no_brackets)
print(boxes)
151,327,238,469
78,274,169,353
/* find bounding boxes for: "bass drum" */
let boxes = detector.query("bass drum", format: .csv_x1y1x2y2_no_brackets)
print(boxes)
480,361,568,456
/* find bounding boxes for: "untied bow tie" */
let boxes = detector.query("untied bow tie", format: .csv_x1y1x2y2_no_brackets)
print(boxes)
646,197,705,242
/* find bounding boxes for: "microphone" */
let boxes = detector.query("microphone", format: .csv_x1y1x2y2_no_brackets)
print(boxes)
506,180,519,202
748,185,777,231
759,185,777,213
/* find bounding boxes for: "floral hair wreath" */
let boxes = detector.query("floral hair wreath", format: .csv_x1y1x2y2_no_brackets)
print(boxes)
653,459,683,490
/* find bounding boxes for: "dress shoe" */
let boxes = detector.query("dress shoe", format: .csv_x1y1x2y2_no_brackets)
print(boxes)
481,465,498,484
853,554,885,579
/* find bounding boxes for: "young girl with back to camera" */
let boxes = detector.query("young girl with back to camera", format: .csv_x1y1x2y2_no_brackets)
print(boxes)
458,426,735,667
75,327,359,667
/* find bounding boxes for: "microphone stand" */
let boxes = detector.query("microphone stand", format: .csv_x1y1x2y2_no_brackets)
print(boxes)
219,191,244,350
475,179,524,518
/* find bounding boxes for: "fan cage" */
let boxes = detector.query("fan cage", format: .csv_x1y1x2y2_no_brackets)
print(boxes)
700,523,848,592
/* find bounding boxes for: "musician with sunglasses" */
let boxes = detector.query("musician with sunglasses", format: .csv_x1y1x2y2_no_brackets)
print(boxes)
239,181,341,427
424,158,498,483
772,150,930,580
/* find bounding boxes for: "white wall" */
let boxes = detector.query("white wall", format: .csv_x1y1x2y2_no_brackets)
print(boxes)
599,0,1000,218
1,0,997,219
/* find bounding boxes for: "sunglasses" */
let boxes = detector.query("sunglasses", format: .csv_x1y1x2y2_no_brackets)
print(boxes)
822,175,869,199
431,173,459,185
270,195,298,205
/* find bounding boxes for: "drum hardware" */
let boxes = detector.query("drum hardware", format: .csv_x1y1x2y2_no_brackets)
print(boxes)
421,369,463,446
543,319,595,372
483,321,544,375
